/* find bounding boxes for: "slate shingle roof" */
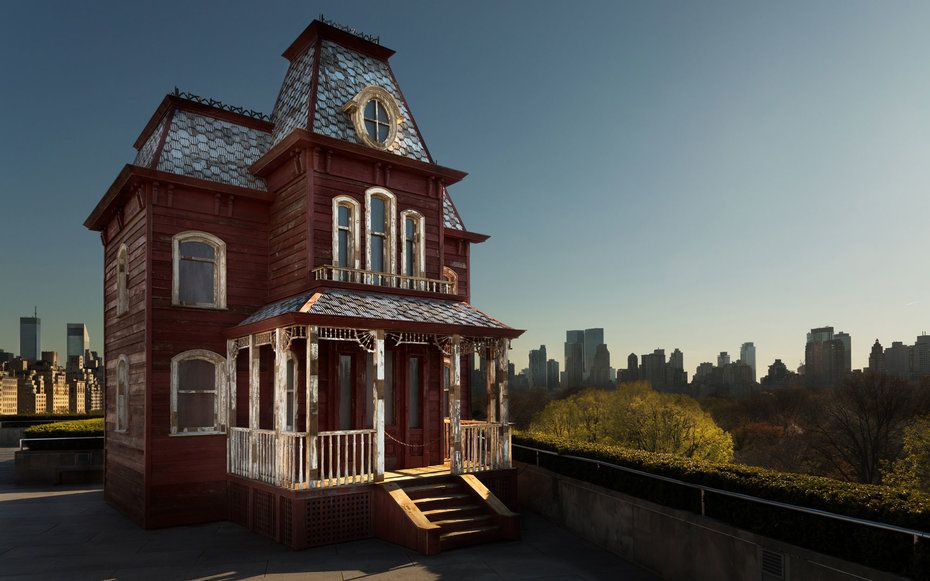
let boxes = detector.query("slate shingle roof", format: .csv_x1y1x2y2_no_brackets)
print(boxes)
271,45,316,146
239,289,508,331
442,188,464,230
313,41,430,162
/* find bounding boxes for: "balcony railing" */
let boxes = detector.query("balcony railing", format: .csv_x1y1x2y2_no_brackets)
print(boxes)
313,265,455,294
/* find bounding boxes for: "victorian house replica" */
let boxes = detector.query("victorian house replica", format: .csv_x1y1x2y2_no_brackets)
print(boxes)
84,19,523,553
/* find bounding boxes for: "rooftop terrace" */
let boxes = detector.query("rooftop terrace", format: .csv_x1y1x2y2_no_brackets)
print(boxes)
0,448,654,580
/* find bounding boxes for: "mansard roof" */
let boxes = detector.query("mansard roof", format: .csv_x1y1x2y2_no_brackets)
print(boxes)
134,100,272,191
235,288,519,338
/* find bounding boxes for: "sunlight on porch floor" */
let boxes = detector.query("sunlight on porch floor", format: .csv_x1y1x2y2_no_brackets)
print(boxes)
383,463,452,482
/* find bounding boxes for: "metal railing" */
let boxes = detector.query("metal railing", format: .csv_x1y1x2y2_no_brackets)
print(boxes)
312,265,455,294
514,443,930,544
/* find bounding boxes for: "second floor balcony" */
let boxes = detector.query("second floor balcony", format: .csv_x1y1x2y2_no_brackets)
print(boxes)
312,265,456,295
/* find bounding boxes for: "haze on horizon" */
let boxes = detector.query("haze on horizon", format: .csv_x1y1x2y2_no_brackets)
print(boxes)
1,1,928,376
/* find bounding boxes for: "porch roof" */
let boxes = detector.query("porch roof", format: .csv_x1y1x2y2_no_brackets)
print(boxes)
231,288,523,338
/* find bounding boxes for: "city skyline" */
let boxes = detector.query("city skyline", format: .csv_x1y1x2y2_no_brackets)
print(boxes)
3,2,930,375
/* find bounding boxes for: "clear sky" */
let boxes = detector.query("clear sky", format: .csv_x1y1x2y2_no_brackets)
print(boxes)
1,1,929,377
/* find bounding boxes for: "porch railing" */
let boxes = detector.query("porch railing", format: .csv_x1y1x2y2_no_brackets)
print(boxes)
454,421,511,472
317,429,376,487
229,427,308,488
312,265,455,294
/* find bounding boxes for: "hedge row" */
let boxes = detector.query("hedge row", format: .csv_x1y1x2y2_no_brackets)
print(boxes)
513,431,930,578
0,412,103,423
23,418,104,450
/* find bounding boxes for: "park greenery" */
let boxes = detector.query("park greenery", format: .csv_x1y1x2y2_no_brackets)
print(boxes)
529,382,733,462
23,417,104,438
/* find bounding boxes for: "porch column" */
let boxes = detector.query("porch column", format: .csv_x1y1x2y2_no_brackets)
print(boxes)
306,326,319,484
248,335,259,478
273,328,287,485
450,334,463,474
372,329,386,482
225,339,237,472
497,339,511,468
485,345,498,423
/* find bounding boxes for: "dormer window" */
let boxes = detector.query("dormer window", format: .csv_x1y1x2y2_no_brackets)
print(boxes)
342,86,402,150
364,99,390,144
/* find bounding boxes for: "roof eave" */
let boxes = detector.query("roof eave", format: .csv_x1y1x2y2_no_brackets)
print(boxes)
444,229,490,243
227,312,523,340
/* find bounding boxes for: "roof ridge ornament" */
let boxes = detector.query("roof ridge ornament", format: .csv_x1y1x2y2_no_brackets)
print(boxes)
319,14,380,45
172,87,272,122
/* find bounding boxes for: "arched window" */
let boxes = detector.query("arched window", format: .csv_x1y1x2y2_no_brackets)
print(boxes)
170,349,226,435
117,244,129,316
365,187,396,283
116,355,129,432
332,196,361,276
442,266,458,295
400,210,425,281
172,231,226,309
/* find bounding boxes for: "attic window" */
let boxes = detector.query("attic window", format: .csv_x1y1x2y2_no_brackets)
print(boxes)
342,86,402,150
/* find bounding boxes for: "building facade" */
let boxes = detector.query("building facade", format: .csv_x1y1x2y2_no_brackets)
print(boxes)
84,20,523,551
19,316,40,364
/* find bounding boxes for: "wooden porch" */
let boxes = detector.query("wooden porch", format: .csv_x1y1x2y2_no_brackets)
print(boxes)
223,324,517,553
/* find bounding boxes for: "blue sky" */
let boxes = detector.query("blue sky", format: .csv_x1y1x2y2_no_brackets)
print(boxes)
1,1,929,376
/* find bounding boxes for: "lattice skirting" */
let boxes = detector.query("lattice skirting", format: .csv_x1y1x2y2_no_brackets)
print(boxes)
227,478,374,549
476,469,518,510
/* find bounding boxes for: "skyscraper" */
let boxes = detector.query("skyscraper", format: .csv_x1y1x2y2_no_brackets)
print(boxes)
528,345,548,390
868,339,885,373
914,334,930,377
833,332,851,373
19,312,41,363
669,349,684,371
805,326,848,388
717,352,730,367
739,342,756,381
67,324,91,361
583,328,605,380
564,330,584,388
546,359,560,390
589,344,611,387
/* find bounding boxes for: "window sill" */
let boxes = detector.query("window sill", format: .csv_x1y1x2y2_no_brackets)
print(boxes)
170,303,228,311
170,430,226,437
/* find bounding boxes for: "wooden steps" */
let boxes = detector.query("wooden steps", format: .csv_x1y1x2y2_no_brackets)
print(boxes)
397,476,513,551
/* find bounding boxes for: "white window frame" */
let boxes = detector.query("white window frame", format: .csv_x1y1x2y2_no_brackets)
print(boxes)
171,231,227,309
116,244,129,316
116,355,129,432
365,187,397,278
170,349,227,436
400,209,426,281
332,195,361,270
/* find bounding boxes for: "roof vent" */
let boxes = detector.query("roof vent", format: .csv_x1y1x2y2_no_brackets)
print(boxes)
761,548,785,579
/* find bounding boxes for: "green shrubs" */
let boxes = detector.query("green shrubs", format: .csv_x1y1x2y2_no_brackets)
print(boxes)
514,431,930,578
23,418,103,450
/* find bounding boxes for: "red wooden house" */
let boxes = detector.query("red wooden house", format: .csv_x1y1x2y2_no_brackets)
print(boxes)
84,19,523,553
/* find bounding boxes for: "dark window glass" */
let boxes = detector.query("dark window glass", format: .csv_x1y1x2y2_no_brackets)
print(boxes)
286,358,296,431
177,358,216,431
363,99,390,144
370,198,385,234
384,352,394,426
370,236,384,273
339,355,352,430
408,357,421,428
178,241,216,306
337,230,349,268
338,205,350,228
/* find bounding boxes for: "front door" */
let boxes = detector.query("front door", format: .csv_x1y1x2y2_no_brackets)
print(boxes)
400,348,427,468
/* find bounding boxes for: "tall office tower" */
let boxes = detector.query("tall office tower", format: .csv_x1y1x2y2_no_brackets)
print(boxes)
805,326,847,388
589,344,611,387
546,359,560,390
868,340,885,373
833,332,852,373
67,324,91,361
583,328,605,380
739,342,756,381
640,349,666,389
528,345,548,389
669,349,684,371
717,352,730,367
884,341,913,379
564,330,585,388
914,334,930,378
19,313,41,363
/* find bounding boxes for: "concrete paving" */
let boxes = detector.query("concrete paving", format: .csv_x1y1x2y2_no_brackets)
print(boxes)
0,448,656,580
